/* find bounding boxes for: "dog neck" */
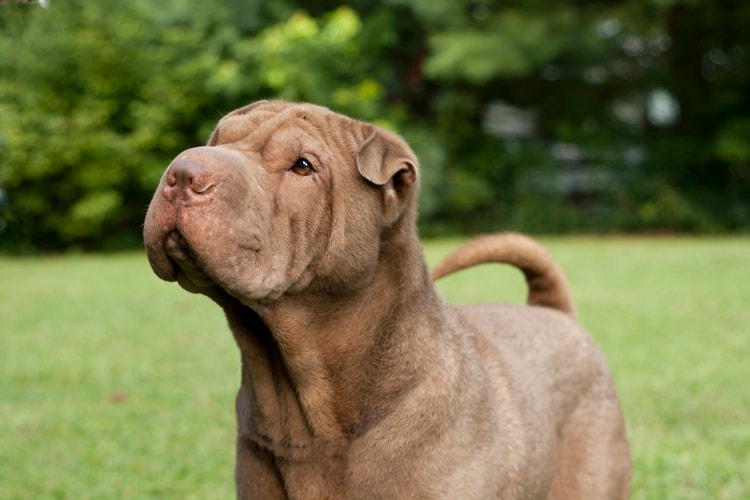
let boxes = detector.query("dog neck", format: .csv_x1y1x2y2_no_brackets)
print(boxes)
221,230,445,458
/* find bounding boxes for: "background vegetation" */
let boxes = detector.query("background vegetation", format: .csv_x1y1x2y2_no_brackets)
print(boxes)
2,237,749,498
1,0,749,251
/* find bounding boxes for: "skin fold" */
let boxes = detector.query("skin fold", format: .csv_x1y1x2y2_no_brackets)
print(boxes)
144,100,631,499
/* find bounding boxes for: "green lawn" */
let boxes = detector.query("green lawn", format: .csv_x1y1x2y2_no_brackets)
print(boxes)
2,237,748,498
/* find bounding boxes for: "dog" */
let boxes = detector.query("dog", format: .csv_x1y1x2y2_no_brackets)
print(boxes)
143,100,630,499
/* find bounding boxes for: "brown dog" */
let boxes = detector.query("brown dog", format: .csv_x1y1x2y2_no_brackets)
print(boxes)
144,100,630,499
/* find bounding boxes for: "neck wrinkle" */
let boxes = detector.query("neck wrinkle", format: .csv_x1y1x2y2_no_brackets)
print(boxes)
224,302,320,456
226,230,443,458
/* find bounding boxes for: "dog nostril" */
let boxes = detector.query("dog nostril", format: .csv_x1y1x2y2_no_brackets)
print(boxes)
167,158,213,195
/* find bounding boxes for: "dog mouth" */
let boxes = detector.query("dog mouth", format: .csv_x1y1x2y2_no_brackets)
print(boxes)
162,230,219,293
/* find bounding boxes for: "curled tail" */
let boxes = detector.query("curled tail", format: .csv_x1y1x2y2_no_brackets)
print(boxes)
431,233,576,317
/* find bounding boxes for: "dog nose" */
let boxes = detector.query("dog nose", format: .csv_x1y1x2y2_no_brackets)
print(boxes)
164,158,214,201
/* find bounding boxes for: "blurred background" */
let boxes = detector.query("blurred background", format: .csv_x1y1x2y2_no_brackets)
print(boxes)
1,0,748,252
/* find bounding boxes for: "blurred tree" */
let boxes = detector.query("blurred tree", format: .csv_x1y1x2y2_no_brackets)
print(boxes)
0,0,748,251
656,0,750,229
392,0,750,232
0,0,438,250
0,0,243,249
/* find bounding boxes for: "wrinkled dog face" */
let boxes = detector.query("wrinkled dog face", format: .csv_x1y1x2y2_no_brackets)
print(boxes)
144,101,417,305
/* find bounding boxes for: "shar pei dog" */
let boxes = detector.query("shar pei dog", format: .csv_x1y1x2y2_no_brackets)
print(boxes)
144,100,630,499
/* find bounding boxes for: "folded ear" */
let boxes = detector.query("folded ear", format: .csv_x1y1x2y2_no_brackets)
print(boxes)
356,126,419,225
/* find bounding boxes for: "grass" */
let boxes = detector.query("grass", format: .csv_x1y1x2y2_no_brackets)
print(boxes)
1,237,749,498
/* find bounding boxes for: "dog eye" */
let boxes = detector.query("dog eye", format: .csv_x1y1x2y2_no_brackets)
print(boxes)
291,158,314,176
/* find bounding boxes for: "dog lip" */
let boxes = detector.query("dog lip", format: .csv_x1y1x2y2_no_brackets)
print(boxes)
164,230,186,256
163,230,201,272
145,243,178,282
162,230,221,291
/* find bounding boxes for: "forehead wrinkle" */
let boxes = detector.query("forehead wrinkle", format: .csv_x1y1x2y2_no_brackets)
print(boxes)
325,111,364,152
221,104,350,169
233,111,294,161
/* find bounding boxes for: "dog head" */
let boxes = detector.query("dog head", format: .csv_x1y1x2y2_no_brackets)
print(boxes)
143,100,419,305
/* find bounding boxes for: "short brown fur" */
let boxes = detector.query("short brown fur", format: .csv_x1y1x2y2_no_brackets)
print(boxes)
144,100,630,499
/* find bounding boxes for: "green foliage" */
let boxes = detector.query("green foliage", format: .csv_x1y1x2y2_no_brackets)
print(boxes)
715,118,750,165
1,0,749,251
0,0,240,249
425,7,578,82
0,1,409,250
239,7,388,119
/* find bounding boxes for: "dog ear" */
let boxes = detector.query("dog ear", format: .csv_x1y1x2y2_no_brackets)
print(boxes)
356,126,418,224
